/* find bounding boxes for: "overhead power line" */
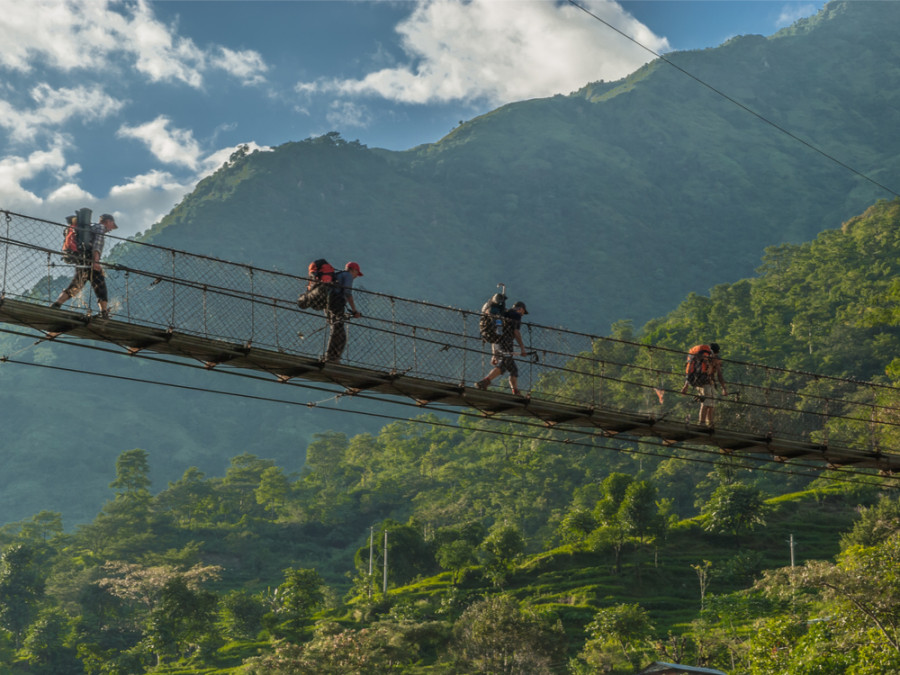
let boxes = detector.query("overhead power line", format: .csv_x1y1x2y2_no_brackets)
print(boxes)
566,0,900,199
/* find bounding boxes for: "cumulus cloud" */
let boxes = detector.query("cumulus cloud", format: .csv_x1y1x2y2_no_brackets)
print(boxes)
0,83,125,142
117,116,203,170
0,0,267,88
0,143,69,207
212,47,269,86
296,0,668,106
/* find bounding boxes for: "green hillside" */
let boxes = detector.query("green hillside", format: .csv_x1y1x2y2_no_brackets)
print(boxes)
1,197,900,673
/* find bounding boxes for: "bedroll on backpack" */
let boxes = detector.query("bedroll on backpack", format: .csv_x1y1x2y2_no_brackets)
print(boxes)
62,207,93,264
298,258,336,309
307,259,335,287
685,344,713,387
478,292,507,343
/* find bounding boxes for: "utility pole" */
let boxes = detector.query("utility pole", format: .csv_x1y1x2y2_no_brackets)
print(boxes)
383,530,389,594
368,526,374,598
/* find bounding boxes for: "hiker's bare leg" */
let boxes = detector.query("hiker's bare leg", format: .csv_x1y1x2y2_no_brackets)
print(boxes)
509,375,519,394
52,291,70,308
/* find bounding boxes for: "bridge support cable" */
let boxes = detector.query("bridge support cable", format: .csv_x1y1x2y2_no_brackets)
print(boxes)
0,323,894,490
2,208,900,472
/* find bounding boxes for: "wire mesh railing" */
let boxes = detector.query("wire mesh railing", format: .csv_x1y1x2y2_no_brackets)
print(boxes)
2,208,900,454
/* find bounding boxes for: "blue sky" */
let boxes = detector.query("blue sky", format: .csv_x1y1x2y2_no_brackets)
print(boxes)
0,0,826,239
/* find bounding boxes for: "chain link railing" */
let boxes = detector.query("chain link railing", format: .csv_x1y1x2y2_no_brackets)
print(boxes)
2,208,900,453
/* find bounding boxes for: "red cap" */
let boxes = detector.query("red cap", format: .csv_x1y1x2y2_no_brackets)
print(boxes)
346,261,363,276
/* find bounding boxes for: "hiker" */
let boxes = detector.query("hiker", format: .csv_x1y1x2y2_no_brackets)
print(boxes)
325,261,363,363
51,212,117,318
475,301,529,395
680,342,727,426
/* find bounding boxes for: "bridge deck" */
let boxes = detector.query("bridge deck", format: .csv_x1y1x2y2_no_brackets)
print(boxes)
3,297,896,473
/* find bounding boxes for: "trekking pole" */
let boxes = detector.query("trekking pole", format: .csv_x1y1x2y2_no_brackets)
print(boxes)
297,313,355,340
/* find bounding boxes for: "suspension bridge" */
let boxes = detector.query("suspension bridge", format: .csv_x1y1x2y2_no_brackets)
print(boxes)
1,209,899,476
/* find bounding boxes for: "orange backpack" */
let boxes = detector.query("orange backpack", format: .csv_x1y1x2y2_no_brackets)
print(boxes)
685,344,713,386
62,208,93,263
306,258,335,289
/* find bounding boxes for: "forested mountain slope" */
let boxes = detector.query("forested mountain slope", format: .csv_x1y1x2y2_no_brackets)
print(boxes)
142,0,899,333
3,0,900,527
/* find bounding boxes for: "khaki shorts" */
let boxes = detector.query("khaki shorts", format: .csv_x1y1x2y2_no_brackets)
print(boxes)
698,383,716,407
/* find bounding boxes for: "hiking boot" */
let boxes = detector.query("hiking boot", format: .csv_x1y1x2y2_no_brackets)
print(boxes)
50,301,61,309
100,310,109,319
511,388,521,396
475,378,490,391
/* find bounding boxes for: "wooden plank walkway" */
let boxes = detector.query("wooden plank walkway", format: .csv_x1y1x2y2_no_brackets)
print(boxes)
2,296,897,474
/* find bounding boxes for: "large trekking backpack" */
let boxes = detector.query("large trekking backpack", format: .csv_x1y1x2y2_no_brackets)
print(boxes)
685,344,713,386
62,207,93,263
298,258,336,309
307,259,335,287
479,292,507,343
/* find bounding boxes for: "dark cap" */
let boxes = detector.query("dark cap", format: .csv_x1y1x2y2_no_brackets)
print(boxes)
513,301,528,314
100,214,117,229
66,214,76,224
709,342,720,353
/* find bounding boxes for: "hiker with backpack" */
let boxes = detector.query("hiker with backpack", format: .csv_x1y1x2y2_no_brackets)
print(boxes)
51,211,117,318
324,261,363,363
680,342,727,426
475,300,529,395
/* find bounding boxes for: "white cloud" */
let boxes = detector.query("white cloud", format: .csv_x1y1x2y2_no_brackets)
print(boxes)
212,47,269,86
297,0,668,106
0,144,68,207
117,116,202,170
0,0,267,88
327,101,372,129
776,3,820,29
0,83,125,142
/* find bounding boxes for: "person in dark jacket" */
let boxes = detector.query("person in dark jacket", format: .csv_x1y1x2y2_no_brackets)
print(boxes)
325,261,363,362
475,301,529,395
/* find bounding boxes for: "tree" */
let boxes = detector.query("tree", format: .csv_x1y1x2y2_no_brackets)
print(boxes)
266,568,326,640
353,520,435,589
109,448,152,497
618,480,666,543
479,524,525,587
579,603,654,670
700,483,767,539
451,595,565,674
221,453,276,518
0,543,48,648
95,561,222,665
436,539,476,584
593,473,634,525
751,531,900,672
219,590,266,640
557,508,597,545
146,576,219,664
155,467,214,527
255,465,292,515
22,609,80,673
